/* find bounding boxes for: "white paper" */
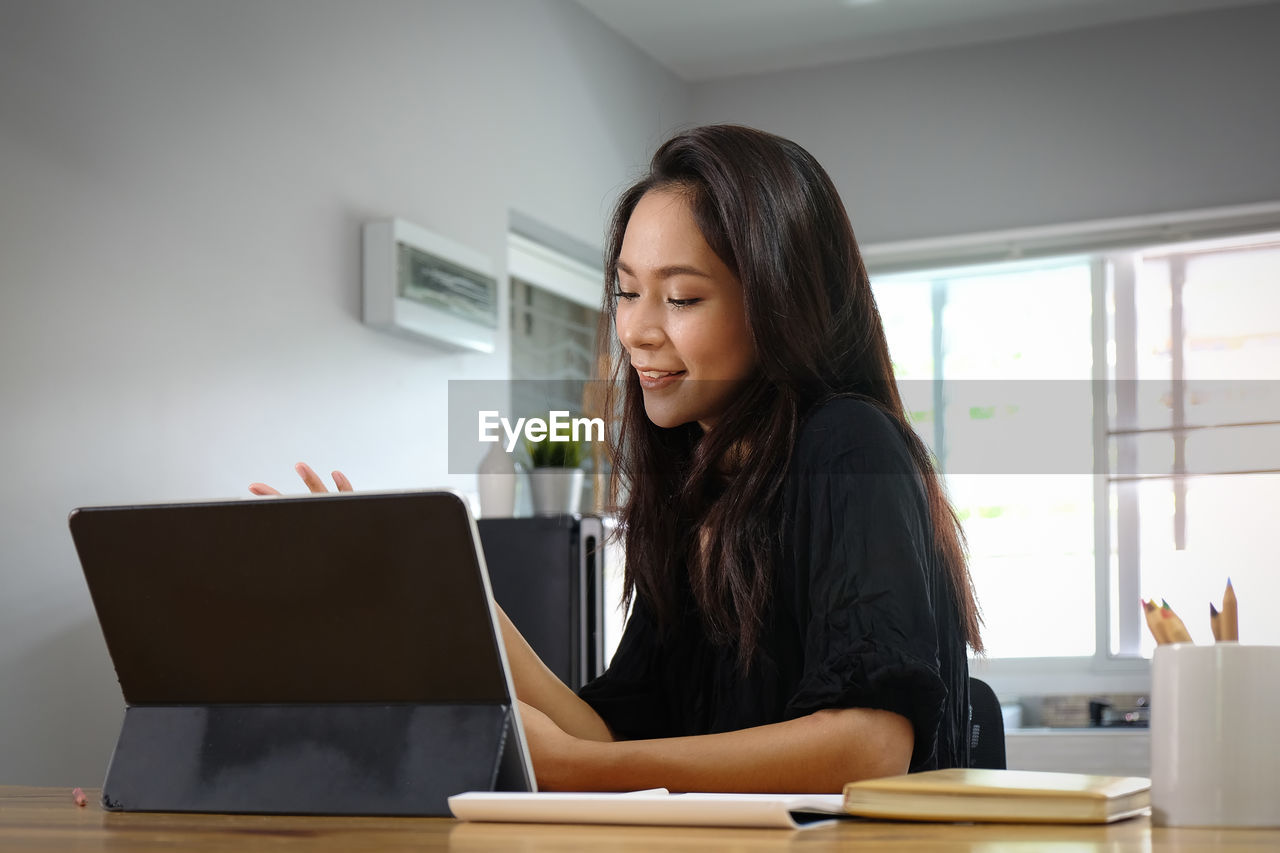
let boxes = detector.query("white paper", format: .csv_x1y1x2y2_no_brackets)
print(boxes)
448,790,847,830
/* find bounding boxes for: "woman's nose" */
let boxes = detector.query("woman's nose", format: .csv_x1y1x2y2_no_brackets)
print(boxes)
616,300,664,351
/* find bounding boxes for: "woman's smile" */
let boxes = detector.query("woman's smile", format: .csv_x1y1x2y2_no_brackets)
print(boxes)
634,366,687,389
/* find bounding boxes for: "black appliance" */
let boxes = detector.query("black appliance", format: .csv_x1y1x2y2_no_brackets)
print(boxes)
477,514,607,691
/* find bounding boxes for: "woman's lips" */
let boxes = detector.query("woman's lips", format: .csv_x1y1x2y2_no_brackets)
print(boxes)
636,368,686,390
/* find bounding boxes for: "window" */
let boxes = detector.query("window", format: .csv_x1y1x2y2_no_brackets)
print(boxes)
506,232,606,512
1108,239,1280,655
869,218,1280,689
873,259,1096,660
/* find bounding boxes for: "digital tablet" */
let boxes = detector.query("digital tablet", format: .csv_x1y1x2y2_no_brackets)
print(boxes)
69,489,534,815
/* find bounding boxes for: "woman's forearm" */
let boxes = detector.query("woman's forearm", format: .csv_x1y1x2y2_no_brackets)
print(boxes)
496,604,614,742
538,706,913,793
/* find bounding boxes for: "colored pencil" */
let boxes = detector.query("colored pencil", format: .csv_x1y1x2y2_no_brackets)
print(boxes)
1142,598,1171,644
1159,599,1193,644
1220,579,1239,642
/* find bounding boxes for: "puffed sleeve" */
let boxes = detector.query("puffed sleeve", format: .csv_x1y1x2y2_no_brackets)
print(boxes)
782,399,949,771
576,595,674,741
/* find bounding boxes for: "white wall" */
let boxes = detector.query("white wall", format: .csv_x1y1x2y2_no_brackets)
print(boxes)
692,3,1280,244
0,0,689,785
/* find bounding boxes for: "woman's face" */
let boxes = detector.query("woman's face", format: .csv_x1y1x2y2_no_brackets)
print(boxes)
613,188,756,431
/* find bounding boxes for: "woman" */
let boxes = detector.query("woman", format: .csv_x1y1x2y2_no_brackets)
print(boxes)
255,125,982,794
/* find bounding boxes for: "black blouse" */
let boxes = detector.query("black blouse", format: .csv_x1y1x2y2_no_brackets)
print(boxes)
577,397,970,771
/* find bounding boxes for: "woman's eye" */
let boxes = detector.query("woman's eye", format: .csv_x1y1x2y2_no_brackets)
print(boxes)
667,298,701,308
613,290,638,301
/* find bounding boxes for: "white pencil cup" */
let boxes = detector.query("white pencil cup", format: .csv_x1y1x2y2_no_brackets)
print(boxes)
1150,643,1280,827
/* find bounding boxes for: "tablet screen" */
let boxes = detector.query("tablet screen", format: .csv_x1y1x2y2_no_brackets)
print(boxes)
71,491,510,705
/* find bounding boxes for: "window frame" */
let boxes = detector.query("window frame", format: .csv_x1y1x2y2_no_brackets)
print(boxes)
861,201,1280,697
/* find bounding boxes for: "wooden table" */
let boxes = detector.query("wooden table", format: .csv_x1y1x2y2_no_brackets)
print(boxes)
3,786,1276,851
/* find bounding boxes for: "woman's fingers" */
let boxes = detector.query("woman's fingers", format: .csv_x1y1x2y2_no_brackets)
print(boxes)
249,463,352,496
294,462,329,493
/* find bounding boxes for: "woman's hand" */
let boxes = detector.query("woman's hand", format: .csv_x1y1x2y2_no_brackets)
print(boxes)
248,462,353,496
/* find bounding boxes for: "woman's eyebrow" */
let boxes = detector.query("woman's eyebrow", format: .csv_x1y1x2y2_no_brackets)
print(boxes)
615,260,712,279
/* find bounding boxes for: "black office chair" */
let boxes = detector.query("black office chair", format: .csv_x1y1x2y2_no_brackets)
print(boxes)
969,677,1006,769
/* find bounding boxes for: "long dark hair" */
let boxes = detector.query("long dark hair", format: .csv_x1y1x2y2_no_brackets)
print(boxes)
598,125,983,663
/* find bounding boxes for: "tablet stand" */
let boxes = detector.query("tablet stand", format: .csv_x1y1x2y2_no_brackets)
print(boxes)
100,702,528,816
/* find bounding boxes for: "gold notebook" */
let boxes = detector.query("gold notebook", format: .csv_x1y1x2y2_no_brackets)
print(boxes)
842,768,1151,824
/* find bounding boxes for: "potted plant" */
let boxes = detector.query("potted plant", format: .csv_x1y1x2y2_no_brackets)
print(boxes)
525,423,586,516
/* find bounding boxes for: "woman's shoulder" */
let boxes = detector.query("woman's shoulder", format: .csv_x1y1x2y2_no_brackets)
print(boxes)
792,395,917,475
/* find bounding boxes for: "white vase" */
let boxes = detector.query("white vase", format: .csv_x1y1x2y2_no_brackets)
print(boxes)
528,467,584,516
476,442,517,518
